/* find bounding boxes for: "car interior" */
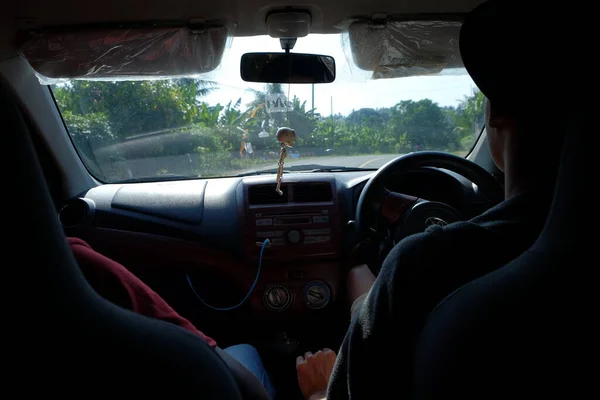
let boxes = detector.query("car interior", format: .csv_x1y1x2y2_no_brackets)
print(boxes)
3,0,589,398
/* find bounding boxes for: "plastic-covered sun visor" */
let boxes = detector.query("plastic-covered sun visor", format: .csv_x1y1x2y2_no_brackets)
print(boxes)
16,23,231,84
345,19,463,79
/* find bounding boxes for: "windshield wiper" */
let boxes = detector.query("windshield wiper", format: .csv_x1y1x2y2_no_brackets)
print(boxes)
235,164,376,177
301,166,378,173
114,174,200,183
235,168,285,177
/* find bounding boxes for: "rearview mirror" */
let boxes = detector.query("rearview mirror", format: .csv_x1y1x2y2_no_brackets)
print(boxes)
240,52,336,84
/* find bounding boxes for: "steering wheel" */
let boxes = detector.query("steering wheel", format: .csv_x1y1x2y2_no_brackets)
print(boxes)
355,151,504,275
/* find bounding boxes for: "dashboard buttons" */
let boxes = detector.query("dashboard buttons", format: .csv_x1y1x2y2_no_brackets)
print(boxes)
303,281,331,309
303,234,330,244
289,270,304,280
303,236,317,244
287,229,302,244
305,228,331,235
256,218,273,226
264,285,292,311
256,231,284,238
312,216,329,223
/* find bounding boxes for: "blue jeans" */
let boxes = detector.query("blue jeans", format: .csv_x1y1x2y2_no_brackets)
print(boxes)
225,344,276,399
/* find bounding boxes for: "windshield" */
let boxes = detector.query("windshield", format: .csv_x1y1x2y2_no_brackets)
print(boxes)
51,33,485,183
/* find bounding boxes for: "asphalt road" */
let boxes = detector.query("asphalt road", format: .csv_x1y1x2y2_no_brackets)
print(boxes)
251,153,402,172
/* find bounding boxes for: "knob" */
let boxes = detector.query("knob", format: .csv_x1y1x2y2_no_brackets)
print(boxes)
303,281,331,310
287,229,301,244
263,285,292,311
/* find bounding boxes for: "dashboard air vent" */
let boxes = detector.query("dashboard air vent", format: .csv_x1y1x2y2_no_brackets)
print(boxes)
58,198,95,227
248,184,289,205
292,183,333,203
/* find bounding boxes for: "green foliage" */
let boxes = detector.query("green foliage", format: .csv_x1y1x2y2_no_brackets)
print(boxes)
60,110,113,157
453,89,486,150
52,79,485,179
54,79,215,138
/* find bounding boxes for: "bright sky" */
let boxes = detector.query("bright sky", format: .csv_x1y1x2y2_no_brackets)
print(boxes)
202,34,478,116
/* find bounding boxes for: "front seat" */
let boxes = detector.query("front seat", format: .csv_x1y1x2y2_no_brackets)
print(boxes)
3,80,244,397
412,108,589,396
410,2,591,396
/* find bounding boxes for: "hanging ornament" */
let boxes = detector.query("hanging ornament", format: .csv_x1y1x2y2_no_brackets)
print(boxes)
275,127,296,195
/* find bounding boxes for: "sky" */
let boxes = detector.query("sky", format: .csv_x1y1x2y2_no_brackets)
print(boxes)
201,33,478,116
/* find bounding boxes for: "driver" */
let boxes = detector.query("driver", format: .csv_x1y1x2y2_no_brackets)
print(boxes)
326,1,571,398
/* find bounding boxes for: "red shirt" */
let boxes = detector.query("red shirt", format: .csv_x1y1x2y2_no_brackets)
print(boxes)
68,237,216,348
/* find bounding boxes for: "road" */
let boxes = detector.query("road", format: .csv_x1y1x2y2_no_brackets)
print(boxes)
247,153,402,172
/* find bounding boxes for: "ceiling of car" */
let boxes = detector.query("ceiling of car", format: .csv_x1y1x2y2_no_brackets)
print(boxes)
1,0,483,61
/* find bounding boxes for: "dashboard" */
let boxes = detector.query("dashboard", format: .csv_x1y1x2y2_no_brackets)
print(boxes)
60,167,486,319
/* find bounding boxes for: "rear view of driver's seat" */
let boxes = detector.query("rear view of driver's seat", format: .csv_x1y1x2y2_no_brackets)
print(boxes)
412,0,591,397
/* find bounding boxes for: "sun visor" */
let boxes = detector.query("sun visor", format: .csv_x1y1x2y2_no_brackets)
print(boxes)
343,19,463,79
16,23,232,84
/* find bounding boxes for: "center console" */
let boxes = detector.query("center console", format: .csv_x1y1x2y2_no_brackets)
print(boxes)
237,175,343,315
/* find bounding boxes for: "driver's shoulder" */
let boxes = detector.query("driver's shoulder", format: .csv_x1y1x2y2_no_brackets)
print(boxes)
378,221,488,309
384,220,488,274
421,219,488,251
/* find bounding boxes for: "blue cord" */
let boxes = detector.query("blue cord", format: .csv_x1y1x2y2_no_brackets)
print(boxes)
185,238,270,311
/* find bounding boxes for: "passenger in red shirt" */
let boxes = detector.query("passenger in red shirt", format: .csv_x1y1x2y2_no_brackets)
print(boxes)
68,237,335,400
68,237,217,345
67,237,273,399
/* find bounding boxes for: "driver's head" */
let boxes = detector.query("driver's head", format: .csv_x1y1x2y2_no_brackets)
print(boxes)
483,97,510,172
460,0,579,187
481,97,549,173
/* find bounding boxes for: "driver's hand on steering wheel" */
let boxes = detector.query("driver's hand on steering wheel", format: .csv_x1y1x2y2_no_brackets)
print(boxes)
347,264,376,309
296,349,337,400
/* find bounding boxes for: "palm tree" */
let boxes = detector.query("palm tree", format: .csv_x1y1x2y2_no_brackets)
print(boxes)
195,79,219,97
174,78,218,100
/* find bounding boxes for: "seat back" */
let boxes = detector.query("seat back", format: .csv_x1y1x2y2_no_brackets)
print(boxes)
412,109,590,397
3,81,244,397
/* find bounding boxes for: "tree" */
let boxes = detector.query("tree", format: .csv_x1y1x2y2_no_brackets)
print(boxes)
52,78,486,180
450,89,486,150
392,99,458,151
243,84,294,151
53,78,217,139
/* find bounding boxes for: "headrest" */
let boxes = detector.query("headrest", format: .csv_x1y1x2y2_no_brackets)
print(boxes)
532,109,587,251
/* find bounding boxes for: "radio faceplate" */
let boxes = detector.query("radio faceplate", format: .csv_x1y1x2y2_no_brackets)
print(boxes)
253,209,334,248
241,179,341,261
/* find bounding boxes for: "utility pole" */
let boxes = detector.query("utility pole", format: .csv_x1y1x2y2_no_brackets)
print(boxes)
311,84,315,112
330,96,334,148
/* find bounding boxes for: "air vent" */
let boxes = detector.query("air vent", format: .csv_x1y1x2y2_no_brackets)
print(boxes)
58,198,95,227
293,183,333,203
248,184,289,205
